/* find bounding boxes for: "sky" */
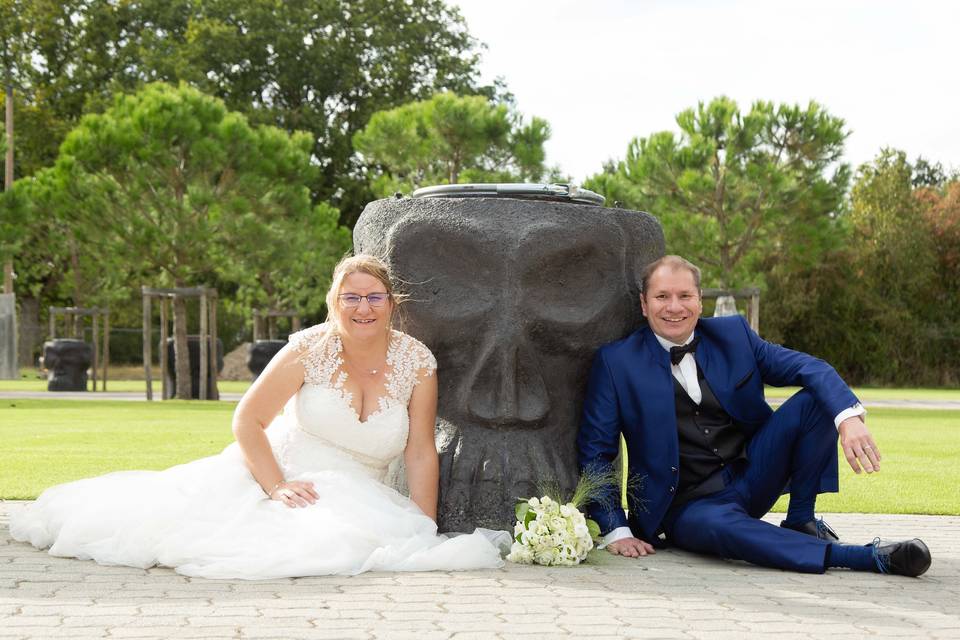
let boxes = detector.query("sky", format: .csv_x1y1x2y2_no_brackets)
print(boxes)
452,0,960,184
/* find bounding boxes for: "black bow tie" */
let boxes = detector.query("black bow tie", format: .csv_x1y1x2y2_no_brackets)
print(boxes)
669,336,700,365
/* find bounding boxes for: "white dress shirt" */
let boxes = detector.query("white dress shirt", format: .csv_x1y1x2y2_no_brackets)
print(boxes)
656,333,701,404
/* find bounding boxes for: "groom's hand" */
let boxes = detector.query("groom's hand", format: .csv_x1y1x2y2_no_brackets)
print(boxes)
606,537,655,558
839,415,881,474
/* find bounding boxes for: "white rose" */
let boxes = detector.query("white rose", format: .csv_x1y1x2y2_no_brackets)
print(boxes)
507,542,534,564
534,549,554,565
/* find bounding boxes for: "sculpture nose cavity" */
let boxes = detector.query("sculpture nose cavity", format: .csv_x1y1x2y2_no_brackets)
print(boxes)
465,335,550,428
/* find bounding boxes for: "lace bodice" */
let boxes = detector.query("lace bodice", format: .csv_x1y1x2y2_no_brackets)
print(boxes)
273,324,437,481
289,323,436,414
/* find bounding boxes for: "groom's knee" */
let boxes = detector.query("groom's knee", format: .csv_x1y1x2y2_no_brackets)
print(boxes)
770,389,834,437
668,500,741,548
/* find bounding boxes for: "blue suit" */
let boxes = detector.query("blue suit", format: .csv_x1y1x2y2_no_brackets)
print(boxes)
577,315,859,572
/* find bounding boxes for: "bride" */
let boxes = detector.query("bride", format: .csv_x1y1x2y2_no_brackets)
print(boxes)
10,254,506,579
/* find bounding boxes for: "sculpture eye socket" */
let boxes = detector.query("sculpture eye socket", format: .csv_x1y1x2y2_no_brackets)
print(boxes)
392,225,498,321
522,243,622,326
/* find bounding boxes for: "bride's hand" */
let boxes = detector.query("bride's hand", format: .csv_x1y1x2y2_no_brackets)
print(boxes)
270,480,319,508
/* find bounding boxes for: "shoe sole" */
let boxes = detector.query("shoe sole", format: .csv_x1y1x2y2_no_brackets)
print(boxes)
910,539,932,577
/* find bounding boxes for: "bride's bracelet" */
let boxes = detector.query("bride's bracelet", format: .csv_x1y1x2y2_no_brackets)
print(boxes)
266,480,286,497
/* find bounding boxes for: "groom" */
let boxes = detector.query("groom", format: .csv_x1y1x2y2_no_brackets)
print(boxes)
577,255,932,576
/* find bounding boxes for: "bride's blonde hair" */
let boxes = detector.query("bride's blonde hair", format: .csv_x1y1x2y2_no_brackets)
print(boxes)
324,254,405,333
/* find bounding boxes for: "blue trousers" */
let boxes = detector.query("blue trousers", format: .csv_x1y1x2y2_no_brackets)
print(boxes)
661,390,839,573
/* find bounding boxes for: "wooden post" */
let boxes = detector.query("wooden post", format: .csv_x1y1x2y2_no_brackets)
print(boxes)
252,309,262,342
199,291,208,401
749,290,760,335
91,313,99,391
209,293,219,401
102,311,110,391
292,316,301,332
48,308,55,340
159,297,169,400
72,311,80,339
142,290,153,401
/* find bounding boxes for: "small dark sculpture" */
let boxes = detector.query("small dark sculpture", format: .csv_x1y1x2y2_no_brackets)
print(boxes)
163,336,224,399
247,340,286,379
43,339,93,392
354,196,665,531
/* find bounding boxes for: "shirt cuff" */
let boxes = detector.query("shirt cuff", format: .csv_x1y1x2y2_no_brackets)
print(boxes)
834,403,866,429
599,526,634,549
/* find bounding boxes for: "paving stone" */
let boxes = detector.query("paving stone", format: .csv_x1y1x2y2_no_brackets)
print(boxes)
62,615,157,627
369,632,451,640
619,631,690,639
362,620,440,631
1,629,108,639
4,616,62,627
497,614,558,624
242,630,370,640
108,628,240,638
34,604,142,616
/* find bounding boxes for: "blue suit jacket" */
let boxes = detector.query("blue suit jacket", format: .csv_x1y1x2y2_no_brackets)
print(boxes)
576,315,858,542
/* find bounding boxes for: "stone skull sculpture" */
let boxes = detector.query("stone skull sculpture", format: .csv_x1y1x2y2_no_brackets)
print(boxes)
354,196,665,531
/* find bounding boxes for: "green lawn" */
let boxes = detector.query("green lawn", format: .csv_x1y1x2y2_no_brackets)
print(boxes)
768,408,960,515
764,386,960,402
2,401,957,515
0,400,236,499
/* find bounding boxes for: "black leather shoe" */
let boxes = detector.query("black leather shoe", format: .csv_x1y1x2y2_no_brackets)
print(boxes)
780,517,840,542
871,538,932,577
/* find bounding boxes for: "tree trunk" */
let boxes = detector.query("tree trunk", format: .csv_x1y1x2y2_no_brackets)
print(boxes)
17,295,40,369
4,79,14,295
173,295,191,399
67,229,83,307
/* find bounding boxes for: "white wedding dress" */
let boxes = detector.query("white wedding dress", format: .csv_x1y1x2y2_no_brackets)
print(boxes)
10,325,507,579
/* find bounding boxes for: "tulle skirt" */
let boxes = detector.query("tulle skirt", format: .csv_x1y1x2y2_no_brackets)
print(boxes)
9,446,507,579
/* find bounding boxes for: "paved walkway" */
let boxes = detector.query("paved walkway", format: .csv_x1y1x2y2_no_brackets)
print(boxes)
2,504,958,639
3,390,959,410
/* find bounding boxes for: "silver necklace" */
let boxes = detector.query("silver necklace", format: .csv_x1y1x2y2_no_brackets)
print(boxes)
346,359,385,377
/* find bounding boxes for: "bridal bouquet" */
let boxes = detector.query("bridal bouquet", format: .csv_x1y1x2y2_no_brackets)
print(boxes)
507,466,646,567
506,495,600,566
